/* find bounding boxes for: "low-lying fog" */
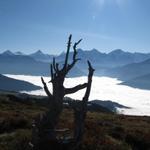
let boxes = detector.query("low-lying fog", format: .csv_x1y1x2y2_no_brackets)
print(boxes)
5,74,150,116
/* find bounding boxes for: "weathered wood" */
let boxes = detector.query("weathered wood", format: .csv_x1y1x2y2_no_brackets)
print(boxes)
31,35,94,150
65,83,87,95
72,61,94,149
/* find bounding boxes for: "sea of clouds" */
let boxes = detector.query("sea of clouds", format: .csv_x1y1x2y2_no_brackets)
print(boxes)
5,74,150,116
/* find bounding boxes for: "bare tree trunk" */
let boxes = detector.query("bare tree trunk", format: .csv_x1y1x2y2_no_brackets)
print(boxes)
31,35,94,150
72,61,94,149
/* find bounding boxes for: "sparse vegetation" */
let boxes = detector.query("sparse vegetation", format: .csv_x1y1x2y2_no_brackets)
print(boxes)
0,93,150,150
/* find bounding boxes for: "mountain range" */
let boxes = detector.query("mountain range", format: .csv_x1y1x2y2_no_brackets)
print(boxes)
0,49,150,90
2,49,150,66
0,50,84,77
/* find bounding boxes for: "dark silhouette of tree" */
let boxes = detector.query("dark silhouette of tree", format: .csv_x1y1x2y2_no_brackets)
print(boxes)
31,35,94,150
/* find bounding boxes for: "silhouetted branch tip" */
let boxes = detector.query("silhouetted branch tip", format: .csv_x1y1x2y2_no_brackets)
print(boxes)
41,77,52,98
50,64,54,79
87,60,95,72
64,35,72,69
41,77,44,84
53,57,57,72
68,34,72,42
73,39,82,49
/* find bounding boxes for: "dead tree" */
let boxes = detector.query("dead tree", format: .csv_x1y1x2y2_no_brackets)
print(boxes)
31,35,94,150
68,61,94,150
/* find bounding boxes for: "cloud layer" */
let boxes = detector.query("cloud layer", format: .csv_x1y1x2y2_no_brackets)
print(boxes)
5,74,150,116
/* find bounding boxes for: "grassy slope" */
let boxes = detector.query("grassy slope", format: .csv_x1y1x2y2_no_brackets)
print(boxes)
0,94,150,150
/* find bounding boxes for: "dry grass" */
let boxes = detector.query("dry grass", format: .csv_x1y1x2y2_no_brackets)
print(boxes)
0,94,150,150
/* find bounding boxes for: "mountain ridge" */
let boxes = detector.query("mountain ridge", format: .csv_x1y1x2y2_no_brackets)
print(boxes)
121,73,150,90
1,49,150,81
105,58,150,81
0,74,42,92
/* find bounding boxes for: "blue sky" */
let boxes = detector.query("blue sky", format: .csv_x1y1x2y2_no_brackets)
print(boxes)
0,0,150,54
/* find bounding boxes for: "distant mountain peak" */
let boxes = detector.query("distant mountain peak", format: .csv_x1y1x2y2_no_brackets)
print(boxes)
78,48,101,54
30,50,45,56
2,50,14,56
28,50,54,62
15,51,24,55
109,49,124,54
77,48,84,52
91,48,99,52
37,50,43,53
35,50,44,54
91,48,103,54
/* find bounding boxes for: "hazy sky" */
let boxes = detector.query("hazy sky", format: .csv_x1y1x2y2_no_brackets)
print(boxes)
0,0,150,54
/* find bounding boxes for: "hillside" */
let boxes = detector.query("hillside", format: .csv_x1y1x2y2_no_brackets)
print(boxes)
0,54,49,76
0,74,41,92
106,58,150,81
0,93,150,150
121,73,150,90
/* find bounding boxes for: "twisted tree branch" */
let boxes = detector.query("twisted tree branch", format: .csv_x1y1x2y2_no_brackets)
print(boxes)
41,77,53,98
65,38,82,74
64,83,87,95
63,34,72,70
82,61,95,103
